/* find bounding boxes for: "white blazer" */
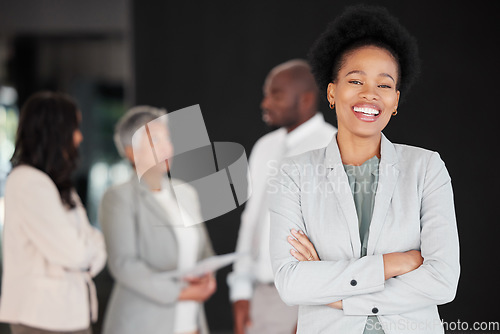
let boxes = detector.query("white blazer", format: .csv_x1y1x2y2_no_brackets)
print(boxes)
0,165,107,331
269,134,460,334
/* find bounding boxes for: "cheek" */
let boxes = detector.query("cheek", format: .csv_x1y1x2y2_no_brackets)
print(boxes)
73,131,82,146
273,100,288,114
384,95,399,113
334,91,354,114
156,142,174,160
334,86,354,105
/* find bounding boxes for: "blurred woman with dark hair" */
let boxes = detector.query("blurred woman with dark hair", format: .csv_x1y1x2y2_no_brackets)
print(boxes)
0,91,107,334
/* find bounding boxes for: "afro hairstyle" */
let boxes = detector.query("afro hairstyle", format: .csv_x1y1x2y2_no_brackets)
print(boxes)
308,5,420,98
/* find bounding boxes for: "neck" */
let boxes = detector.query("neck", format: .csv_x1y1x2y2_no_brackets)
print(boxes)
285,112,316,133
132,160,170,191
144,173,163,191
336,129,381,166
133,167,164,191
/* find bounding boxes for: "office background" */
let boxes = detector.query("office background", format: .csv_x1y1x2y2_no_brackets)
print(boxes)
0,0,498,333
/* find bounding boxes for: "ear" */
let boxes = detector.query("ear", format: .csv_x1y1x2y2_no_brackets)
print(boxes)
124,146,135,164
395,90,400,110
327,83,336,105
299,91,315,110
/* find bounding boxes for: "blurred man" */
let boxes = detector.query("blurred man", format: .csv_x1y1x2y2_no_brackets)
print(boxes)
228,59,337,334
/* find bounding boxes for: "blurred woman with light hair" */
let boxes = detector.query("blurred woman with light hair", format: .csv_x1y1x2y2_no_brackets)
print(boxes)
100,106,216,334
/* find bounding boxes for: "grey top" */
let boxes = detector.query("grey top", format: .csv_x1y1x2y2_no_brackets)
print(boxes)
344,156,385,334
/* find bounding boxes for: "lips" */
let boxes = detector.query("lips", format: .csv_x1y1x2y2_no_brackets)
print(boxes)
352,104,381,122
262,111,270,123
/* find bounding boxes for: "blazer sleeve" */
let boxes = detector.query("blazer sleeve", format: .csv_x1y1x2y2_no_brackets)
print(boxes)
84,223,107,278
190,185,215,260
14,170,97,271
269,160,386,306
343,152,460,315
200,223,215,260
99,187,183,305
226,144,262,302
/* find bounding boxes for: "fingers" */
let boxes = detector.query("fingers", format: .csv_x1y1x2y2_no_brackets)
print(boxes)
207,275,217,293
184,272,212,284
287,229,320,261
291,229,319,259
326,300,343,309
291,229,313,248
287,236,312,261
184,276,206,284
184,276,201,283
290,248,309,261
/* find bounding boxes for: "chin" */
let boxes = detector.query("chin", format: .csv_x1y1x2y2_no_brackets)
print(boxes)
350,125,384,139
265,121,280,129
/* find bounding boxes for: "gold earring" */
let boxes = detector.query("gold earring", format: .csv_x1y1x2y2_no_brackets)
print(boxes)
392,109,398,116
329,101,335,109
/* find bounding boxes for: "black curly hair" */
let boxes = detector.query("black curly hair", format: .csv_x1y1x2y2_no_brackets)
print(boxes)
308,5,420,99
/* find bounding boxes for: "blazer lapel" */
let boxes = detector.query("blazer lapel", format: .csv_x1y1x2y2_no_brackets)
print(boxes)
366,134,399,255
325,136,362,258
131,177,174,226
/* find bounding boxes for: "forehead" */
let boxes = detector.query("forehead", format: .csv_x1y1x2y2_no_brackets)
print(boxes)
341,45,399,76
264,70,295,92
147,121,169,134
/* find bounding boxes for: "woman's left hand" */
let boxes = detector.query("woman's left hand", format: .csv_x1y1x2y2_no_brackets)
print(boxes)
288,229,320,261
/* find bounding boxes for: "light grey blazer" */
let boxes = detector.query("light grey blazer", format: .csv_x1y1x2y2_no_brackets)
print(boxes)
269,134,460,334
99,176,214,334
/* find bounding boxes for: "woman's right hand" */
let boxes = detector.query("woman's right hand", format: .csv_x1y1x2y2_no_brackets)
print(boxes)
383,250,424,280
178,273,217,302
288,229,320,261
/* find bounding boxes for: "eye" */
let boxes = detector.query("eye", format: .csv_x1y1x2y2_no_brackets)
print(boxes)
348,80,363,85
378,84,392,89
273,92,285,100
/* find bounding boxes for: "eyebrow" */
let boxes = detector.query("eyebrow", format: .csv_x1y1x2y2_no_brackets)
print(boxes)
345,70,395,83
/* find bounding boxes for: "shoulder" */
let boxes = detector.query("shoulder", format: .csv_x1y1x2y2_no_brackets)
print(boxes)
317,120,337,134
251,128,286,152
287,145,328,164
170,178,199,201
309,113,337,137
101,179,135,204
308,122,337,148
280,147,328,176
394,143,445,167
6,165,57,191
392,143,449,183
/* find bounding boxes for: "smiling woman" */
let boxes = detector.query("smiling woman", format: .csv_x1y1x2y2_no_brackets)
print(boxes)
268,5,459,334
328,46,400,151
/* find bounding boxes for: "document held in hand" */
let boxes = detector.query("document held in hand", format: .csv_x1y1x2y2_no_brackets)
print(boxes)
181,252,243,278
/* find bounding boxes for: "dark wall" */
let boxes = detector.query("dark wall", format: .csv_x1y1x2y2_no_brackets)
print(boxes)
133,0,499,331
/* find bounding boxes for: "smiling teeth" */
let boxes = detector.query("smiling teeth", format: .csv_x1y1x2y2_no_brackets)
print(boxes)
353,107,380,115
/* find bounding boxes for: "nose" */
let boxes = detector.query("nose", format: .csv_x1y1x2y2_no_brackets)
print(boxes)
75,129,83,146
261,95,270,110
360,83,379,101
